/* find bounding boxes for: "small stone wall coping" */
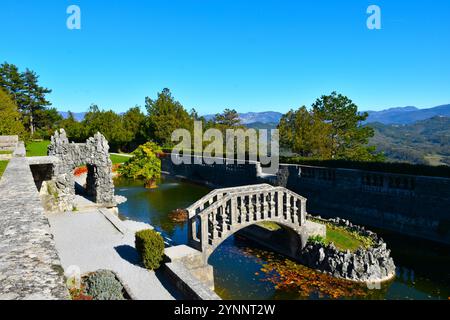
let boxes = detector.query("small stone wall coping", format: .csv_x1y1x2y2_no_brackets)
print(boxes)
164,262,221,300
27,156,59,166
12,141,26,158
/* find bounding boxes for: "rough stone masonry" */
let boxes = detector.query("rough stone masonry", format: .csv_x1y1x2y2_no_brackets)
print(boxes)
47,129,116,211
0,147,69,300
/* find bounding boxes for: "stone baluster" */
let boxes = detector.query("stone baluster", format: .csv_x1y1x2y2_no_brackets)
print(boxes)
254,193,260,220
209,209,217,240
292,196,298,225
215,207,221,239
220,204,227,234
285,193,291,220
235,196,241,223
200,213,209,249
242,196,248,222
247,195,252,222
277,191,283,218
269,191,275,218
263,192,269,219
248,195,254,221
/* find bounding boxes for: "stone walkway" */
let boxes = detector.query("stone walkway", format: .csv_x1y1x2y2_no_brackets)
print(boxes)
47,209,178,300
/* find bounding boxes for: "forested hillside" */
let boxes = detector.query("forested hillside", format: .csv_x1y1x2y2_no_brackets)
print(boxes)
368,117,450,165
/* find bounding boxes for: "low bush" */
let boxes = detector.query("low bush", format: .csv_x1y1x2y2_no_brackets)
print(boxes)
308,235,327,246
84,270,125,300
135,229,165,270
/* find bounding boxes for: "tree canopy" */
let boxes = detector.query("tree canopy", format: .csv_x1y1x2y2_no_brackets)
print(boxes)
118,142,163,188
0,88,25,136
145,88,193,147
0,62,52,135
279,92,384,161
279,106,332,158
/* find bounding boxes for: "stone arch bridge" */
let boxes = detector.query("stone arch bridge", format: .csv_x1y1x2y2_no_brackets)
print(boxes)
165,184,325,294
186,184,311,260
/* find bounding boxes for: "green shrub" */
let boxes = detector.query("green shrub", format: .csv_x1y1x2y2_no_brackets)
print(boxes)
84,270,125,300
308,235,327,246
135,229,165,270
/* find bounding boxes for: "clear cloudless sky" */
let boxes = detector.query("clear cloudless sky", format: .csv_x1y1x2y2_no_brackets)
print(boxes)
1,0,449,114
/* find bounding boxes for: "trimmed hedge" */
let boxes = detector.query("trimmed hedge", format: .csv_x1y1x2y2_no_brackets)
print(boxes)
135,229,165,270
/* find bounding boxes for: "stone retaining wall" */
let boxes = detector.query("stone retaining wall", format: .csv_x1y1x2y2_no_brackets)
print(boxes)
0,153,69,300
298,217,396,283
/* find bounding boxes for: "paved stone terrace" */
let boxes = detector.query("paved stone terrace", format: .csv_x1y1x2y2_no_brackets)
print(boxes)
48,209,177,300
0,156,69,300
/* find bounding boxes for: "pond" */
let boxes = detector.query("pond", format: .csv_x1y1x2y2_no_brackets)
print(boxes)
115,176,450,300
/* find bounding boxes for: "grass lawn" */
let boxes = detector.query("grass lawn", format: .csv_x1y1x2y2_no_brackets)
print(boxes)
257,219,369,251
110,154,131,164
26,140,50,157
325,226,367,252
0,150,13,155
0,161,8,178
308,218,372,252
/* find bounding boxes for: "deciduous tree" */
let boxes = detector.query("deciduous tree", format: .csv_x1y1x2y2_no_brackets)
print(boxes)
118,142,163,188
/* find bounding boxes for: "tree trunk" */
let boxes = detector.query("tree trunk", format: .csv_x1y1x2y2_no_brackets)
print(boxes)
30,113,35,136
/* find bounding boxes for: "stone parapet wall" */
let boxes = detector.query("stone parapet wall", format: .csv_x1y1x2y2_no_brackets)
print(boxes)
0,154,69,300
0,135,18,151
161,154,260,188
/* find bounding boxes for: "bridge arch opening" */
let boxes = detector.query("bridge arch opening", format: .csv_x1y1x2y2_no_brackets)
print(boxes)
206,221,307,264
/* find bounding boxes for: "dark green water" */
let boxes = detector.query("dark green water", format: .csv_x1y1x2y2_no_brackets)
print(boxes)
115,176,450,300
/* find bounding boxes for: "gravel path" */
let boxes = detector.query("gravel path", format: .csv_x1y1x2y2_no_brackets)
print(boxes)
47,210,178,300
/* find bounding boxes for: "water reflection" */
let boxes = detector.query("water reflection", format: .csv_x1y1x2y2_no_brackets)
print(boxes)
115,177,450,300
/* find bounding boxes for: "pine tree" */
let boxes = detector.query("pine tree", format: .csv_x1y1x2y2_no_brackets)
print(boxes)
0,62,52,136
145,88,193,147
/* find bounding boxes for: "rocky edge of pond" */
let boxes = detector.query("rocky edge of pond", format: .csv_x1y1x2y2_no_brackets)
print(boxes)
300,216,396,283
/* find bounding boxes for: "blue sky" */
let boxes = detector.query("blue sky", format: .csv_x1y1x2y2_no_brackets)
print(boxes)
1,0,449,115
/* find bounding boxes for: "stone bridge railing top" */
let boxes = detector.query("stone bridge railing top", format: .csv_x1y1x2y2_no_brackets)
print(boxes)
186,183,274,218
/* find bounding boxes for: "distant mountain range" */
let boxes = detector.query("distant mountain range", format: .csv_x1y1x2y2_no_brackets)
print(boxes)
203,111,283,124
59,104,450,126
59,111,87,122
365,104,450,124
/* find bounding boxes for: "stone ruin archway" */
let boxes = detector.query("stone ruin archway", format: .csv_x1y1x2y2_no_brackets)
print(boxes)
46,129,116,211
